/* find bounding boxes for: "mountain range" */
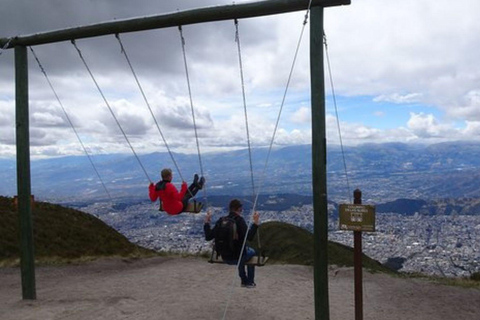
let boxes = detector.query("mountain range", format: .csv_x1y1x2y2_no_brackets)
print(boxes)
2,141,480,207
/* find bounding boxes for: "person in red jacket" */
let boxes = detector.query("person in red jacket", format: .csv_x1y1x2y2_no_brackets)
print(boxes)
149,168,205,215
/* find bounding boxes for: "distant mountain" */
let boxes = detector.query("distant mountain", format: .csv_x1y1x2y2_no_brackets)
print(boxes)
376,199,428,215
375,198,480,216
3,141,480,204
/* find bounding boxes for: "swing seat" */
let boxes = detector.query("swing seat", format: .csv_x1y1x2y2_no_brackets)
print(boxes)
208,252,269,266
158,200,203,214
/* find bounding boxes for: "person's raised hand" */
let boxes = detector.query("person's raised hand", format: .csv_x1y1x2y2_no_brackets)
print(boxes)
205,210,212,224
253,211,260,225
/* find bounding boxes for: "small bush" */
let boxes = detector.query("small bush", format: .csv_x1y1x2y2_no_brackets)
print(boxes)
471,272,480,282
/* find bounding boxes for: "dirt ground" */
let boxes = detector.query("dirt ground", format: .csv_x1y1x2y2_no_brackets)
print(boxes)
1,256,479,320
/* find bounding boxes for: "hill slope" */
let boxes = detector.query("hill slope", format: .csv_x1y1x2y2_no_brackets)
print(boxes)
0,196,154,265
2,195,390,271
252,221,393,273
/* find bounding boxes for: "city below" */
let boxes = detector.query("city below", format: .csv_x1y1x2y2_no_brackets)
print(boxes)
4,142,480,277
77,198,480,278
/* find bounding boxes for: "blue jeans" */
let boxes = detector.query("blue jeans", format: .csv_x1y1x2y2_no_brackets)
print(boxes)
226,246,256,284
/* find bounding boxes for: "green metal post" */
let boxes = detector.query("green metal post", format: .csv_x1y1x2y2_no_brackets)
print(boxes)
310,6,329,320
15,45,36,300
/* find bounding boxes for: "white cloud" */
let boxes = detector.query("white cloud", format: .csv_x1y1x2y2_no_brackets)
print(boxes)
0,101,14,126
326,113,463,145
2,0,480,158
291,106,311,124
406,112,453,138
373,93,423,104
275,128,311,145
463,121,480,136
446,90,480,120
325,0,480,116
32,112,65,127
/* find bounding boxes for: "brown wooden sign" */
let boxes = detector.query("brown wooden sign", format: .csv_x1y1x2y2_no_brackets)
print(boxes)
339,204,375,232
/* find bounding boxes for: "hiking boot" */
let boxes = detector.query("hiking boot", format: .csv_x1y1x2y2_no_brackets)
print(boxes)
193,174,199,185
197,176,205,189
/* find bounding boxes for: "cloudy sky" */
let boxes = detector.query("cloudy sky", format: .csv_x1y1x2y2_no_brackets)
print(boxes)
1,0,480,159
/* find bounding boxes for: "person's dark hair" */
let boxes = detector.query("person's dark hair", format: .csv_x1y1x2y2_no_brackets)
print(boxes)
229,199,243,212
161,168,172,180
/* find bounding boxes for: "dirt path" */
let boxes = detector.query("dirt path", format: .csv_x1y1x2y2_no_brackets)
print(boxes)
1,257,479,320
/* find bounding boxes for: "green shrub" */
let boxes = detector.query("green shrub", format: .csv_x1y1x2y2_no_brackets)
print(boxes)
471,272,480,282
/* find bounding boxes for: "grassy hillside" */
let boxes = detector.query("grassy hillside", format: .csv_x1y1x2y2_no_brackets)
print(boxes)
0,196,155,266
251,221,393,273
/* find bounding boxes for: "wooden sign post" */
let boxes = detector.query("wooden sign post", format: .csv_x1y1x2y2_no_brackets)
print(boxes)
339,189,376,320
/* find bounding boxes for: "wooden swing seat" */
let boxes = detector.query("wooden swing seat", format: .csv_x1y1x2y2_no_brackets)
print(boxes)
208,253,269,266
158,200,203,214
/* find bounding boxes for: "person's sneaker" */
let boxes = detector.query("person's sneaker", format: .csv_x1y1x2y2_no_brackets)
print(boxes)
198,176,206,189
242,282,256,288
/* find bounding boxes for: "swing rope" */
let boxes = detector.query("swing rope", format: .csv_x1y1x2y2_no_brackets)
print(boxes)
71,39,152,183
221,20,262,320
234,18,262,250
251,0,313,213
234,19,256,201
178,26,208,204
0,37,13,56
29,46,112,201
221,3,314,318
114,33,189,187
323,31,352,202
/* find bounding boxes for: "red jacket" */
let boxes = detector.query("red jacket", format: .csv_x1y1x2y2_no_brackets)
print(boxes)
149,180,187,215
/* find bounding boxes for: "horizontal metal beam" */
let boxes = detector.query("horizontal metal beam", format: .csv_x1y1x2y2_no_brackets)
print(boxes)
0,0,350,48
